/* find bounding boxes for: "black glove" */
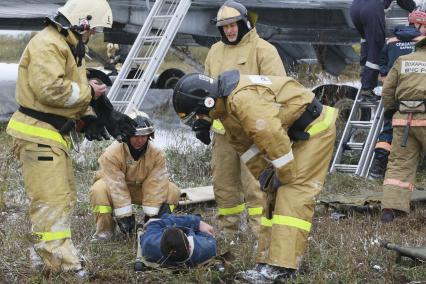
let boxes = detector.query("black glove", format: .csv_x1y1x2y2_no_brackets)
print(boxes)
78,115,110,141
192,118,211,145
92,96,137,142
116,215,136,235
384,109,396,120
107,110,137,142
259,167,282,192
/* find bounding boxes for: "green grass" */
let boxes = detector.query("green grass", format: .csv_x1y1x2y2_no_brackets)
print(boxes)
1,32,425,284
1,124,425,283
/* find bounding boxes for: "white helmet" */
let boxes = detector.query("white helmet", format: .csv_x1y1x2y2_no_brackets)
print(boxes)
128,110,155,137
58,0,113,32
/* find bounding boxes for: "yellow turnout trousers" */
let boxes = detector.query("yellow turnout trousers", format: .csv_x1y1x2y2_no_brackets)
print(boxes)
212,133,265,236
13,139,81,272
89,179,180,237
382,126,426,212
256,125,336,269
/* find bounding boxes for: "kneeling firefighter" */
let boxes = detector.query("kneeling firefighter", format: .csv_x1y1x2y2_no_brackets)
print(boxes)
173,71,337,283
6,0,136,276
89,111,181,241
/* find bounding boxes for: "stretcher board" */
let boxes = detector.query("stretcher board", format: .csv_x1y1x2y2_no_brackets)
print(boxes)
179,186,214,205
318,189,426,213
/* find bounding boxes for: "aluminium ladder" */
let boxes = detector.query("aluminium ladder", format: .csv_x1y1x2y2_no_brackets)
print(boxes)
107,0,192,115
330,88,385,177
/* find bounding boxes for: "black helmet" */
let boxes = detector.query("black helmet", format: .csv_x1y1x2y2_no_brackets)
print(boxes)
215,0,250,28
173,73,219,125
128,110,155,138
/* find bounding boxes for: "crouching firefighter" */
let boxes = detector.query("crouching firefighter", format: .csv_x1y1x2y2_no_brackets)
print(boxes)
380,36,426,223
89,111,181,241
173,71,337,283
5,0,135,277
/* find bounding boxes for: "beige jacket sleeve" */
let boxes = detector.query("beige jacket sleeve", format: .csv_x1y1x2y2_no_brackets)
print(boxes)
382,57,400,111
98,143,133,217
140,148,170,216
229,90,295,183
204,48,212,76
256,40,286,76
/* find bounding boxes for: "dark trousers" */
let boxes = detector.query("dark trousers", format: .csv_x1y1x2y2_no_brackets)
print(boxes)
350,0,386,89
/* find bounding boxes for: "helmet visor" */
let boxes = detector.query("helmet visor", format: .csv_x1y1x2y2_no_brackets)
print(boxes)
179,111,197,127
134,126,154,136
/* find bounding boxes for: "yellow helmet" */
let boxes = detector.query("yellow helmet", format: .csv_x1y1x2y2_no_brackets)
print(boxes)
58,0,113,32
215,0,250,29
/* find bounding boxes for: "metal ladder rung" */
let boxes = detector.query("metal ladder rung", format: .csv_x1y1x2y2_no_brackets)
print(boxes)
349,121,373,128
334,164,358,173
358,102,379,108
143,36,162,42
345,142,364,151
152,15,173,20
110,100,129,105
131,57,151,64
119,79,142,84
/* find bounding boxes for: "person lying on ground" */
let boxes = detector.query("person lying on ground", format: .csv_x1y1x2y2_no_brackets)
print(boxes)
140,214,217,267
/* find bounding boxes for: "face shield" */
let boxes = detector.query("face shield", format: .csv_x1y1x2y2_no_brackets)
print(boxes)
178,111,197,127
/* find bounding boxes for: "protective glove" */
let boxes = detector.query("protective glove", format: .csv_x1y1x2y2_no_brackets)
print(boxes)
116,214,136,235
92,96,137,142
258,167,282,192
77,115,110,141
192,118,211,145
384,109,396,120
107,110,137,142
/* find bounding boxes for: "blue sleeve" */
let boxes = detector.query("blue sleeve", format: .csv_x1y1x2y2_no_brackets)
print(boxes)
140,221,165,262
158,214,201,231
396,0,416,12
379,44,389,76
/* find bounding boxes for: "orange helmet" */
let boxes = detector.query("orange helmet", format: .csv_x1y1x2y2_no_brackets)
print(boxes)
408,10,426,25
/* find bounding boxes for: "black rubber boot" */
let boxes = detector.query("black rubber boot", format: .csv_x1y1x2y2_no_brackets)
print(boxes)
381,208,395,223
369,151,389,180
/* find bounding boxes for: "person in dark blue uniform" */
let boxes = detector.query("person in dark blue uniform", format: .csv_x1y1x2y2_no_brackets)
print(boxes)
350,0,416,101
140,214,217,267
370,11,426,179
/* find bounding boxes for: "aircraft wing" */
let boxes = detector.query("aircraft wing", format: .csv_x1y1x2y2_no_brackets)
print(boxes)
0,0,411,76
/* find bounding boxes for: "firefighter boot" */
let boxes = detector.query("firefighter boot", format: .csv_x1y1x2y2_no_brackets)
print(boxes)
359,89,380,102
237,263,296,283
369,150,389,180
381,208,407,223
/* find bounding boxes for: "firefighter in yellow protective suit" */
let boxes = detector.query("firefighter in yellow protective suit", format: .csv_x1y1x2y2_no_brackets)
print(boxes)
5,0,136,276
89,111,181,241
380,36,426,223
199,0,286,235
173,70,337,283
